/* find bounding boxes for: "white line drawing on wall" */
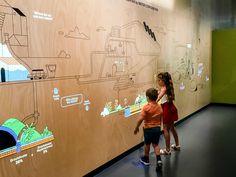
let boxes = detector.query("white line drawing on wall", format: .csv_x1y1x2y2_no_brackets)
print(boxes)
0,0,161,118
76,20,160,92
171,42,209,92
171,43,197,92
0,1,70,81
1,0,160,86
60,94,83,108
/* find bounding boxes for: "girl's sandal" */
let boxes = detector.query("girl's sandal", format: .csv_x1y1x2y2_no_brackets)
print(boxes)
160,149,171,155
171,144,181,151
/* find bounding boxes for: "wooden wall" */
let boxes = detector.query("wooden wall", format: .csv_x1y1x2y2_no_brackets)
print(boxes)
0,0,212,176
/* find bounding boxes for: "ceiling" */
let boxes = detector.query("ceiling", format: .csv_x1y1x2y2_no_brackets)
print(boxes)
211,0,236,29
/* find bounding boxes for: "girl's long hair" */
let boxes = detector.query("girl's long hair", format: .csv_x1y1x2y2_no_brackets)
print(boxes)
157,72,175,101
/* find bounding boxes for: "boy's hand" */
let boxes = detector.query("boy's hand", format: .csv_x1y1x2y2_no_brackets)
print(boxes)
134,127,139,134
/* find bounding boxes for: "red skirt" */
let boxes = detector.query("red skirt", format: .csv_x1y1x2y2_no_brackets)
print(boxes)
161,102,178,124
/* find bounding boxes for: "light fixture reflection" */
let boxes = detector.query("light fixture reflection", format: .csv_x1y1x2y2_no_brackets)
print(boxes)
141,0,175,10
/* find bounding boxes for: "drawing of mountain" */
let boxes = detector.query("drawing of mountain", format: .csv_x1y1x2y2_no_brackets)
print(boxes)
65,26,90,40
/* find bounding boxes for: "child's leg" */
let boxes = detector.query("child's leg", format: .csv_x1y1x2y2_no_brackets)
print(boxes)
153,144,162,171
163,124,171,151
153,144,160,156
153,144,161,161
144,144,150,157
170,124,180,146
140,144,151,165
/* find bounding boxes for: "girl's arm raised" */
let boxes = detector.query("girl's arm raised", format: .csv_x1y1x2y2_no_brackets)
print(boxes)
156,86,166,103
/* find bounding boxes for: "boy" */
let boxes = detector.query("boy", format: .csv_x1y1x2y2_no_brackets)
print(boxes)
134,88,163,171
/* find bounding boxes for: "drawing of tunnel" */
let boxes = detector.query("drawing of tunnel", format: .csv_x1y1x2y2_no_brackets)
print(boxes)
0,118,37,153
0,126,19,151
0,118,27,153
0,117,54,159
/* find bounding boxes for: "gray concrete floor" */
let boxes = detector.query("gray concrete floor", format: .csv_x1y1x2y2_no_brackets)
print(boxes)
94,104,236,177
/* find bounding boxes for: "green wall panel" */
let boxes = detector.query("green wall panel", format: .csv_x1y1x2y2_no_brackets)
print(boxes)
212,29,236,104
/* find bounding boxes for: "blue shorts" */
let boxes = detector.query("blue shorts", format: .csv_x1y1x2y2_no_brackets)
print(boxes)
143,127,161,145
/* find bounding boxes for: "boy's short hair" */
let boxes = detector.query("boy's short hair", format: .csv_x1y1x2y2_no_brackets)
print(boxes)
146,88,158,101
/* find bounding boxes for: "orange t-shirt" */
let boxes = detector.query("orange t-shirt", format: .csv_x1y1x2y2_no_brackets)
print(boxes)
140,101,162,128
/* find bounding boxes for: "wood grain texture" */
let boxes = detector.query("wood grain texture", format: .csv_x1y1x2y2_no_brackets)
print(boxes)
0,0,211,176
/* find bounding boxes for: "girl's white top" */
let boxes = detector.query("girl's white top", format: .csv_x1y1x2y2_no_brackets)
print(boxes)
160,94,168,104
158,86,168,104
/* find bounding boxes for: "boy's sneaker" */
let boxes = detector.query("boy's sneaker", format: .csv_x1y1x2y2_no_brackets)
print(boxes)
160,149,171,155
156,160,162,171
140,156,150,166
171,144,181,151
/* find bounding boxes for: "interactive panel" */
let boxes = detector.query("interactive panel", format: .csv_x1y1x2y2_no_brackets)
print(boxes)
0,0,211,176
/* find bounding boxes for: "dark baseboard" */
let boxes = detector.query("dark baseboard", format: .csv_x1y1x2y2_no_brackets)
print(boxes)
210,102,236,107
84,103,212,177
175,104,210,126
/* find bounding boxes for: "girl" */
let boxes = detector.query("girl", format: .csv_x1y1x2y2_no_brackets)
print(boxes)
156,72,180,155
